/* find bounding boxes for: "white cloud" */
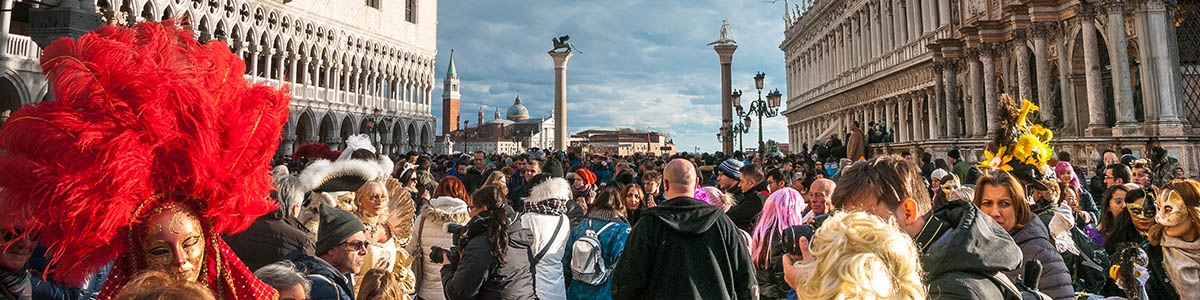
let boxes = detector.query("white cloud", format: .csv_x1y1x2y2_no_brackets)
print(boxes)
433,0,794,153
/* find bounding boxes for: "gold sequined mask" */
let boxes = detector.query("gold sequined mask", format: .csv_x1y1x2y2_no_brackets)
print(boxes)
139,206,206,282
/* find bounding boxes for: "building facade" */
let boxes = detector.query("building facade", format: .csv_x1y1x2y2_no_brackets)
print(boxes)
571,128,677,156
447,95,556,153
0,0,437,156
782,0,1200,176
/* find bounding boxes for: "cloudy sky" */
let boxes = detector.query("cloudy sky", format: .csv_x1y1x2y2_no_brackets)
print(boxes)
432,0,795,153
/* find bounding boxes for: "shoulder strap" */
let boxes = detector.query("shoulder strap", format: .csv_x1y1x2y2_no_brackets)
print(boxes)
985,271,1024,300
595,221,616,236
534,216,567,262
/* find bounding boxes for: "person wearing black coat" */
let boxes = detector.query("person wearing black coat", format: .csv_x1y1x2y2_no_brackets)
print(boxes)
225,209,316,271
611,159,757,300
727,165,769,232
442,186,536,300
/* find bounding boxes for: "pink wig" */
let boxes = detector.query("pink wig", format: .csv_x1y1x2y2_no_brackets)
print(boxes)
1055,161,1081,189
751,187,807,267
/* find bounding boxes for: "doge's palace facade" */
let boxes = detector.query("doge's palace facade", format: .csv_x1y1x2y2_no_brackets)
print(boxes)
782,0,1200,176
0,0,437,156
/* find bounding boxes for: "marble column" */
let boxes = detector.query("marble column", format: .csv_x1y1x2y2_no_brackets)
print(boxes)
0,0,11,55
944,58,961,137
937,0,950,27
715,44,738,154
907,0,920,38
927,87,939,139
883,2,894,54
885,99,896,141
1055,28,1079,135
1133,0,1185,130
1103,0,1139,132
899,95,910,142
968,48,986,137
932,61,945,139
1078,5,1110,134
981,44,999,135
1031,23,1057,127
249,49,260,79
1014,29,1034,103
265,51,276,80
911,92,923,140
866,6,877,59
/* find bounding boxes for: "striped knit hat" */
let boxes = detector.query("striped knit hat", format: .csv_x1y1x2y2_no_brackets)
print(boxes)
718,159,744,180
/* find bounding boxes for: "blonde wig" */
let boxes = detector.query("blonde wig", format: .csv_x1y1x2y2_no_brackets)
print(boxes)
797,212,926,300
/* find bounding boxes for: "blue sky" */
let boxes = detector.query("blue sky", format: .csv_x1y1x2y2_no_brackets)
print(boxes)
432,0,793,153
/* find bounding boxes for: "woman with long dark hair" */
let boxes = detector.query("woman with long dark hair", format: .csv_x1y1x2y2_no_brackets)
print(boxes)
1098,183,1137,243
441,185,536,300
1101,185,1179,299
563,187,631,300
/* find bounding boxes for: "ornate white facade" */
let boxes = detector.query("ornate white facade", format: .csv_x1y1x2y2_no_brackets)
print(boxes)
0,0,437,156
782,0,1200,176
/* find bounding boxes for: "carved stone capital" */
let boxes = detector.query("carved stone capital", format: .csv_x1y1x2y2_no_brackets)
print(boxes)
1012,28,1028,41
1100,0,1126,13
1029,22,1055,40
978,43,997,59
1075,3,1099,18
932,61,945,72
965,47,980,59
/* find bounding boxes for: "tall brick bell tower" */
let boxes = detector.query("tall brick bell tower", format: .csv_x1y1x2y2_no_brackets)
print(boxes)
442,50,461,136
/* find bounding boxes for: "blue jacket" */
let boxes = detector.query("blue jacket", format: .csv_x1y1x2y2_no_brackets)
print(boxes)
563,218,630,300
286,250,354,300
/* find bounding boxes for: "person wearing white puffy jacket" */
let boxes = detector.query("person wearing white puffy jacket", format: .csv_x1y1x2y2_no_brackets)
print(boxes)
407,195,471,300
519,174,572,300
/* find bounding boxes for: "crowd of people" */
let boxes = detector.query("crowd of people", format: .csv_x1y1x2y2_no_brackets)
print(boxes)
1,19,1199,300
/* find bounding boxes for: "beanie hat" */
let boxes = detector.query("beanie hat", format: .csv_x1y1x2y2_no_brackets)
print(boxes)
575,168,597,185
947,149,962,160
315,204,366,255
543,158,565,178
718,159,744,180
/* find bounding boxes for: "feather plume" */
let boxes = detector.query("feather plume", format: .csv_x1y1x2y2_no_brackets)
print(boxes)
0,20,286,287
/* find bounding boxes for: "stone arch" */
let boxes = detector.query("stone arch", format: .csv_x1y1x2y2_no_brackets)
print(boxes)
0,76,24,130
407,122,417,147
162,5,173,21
393,120,405,151
318,112,336,145
294,109,315,151
197,15,211,42
339,114,356,145
141,1,155,21
421,122,432,148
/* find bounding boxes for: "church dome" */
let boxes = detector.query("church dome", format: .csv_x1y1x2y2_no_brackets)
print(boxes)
506,94,530,121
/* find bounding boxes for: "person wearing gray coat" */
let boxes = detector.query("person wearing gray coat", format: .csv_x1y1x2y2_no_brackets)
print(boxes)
1007,216,1076,300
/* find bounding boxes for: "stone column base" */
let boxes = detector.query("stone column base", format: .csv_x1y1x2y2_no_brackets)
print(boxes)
1143,122,1188,137
1085,126,1112,137
1112,123,1144,136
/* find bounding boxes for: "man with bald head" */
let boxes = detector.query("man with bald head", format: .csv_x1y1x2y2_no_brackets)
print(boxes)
611,159,758,300
803,178,835,223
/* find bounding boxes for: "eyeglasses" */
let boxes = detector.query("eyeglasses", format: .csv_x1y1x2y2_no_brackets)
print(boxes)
341,240,370,251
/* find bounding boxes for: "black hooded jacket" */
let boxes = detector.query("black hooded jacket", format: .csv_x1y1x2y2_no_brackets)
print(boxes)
610,197,758,300
918,200,1024,299
441,208,537,300
727,181,769,232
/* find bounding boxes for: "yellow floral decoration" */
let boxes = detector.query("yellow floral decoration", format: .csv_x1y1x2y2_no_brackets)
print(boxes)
978,95,1055,170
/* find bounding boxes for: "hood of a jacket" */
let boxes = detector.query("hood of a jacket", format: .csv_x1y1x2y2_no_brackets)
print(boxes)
643,197,726,235
920,200,1022,278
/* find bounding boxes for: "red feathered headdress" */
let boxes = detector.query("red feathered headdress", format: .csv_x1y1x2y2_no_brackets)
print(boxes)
0,20,285,298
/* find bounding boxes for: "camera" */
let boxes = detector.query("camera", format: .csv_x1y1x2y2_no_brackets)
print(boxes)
429,223,468,264
779,214,829,256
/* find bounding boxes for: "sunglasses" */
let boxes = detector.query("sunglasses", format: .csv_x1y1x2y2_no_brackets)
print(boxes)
341,240,370,251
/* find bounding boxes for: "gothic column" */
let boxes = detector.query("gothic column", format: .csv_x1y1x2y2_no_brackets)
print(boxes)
1133,0,1185,131
0,0,12,54
899,95,910,142
944,58,961,137
1102,0,1139,133
1078,5,1110,135
1031,23,1057,127
968,48,986,137
249,48,260,79
910,92,923,140
264,50,275,80
1014,29,1034,103
885,98,896,141
932,60,945,138
981,44,1000,135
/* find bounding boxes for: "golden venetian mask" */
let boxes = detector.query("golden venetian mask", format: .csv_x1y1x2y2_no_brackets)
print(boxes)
139,206,206,282
1157,190,1186,227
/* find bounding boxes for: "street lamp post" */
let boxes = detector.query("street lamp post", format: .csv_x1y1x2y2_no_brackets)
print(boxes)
718,118,750,152
733,72,782,153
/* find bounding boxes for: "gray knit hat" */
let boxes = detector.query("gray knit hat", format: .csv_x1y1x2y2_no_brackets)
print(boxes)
717,159,744,180
315,204,365,255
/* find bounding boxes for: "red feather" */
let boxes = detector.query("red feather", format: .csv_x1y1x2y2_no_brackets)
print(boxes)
0,19,286,290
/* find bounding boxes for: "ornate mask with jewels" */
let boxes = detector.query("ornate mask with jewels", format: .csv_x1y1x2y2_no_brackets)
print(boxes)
139,206,206,282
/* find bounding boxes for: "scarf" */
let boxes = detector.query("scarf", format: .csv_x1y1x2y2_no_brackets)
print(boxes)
1161,234,1200,299
524,199,569,216
585,209,626,223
